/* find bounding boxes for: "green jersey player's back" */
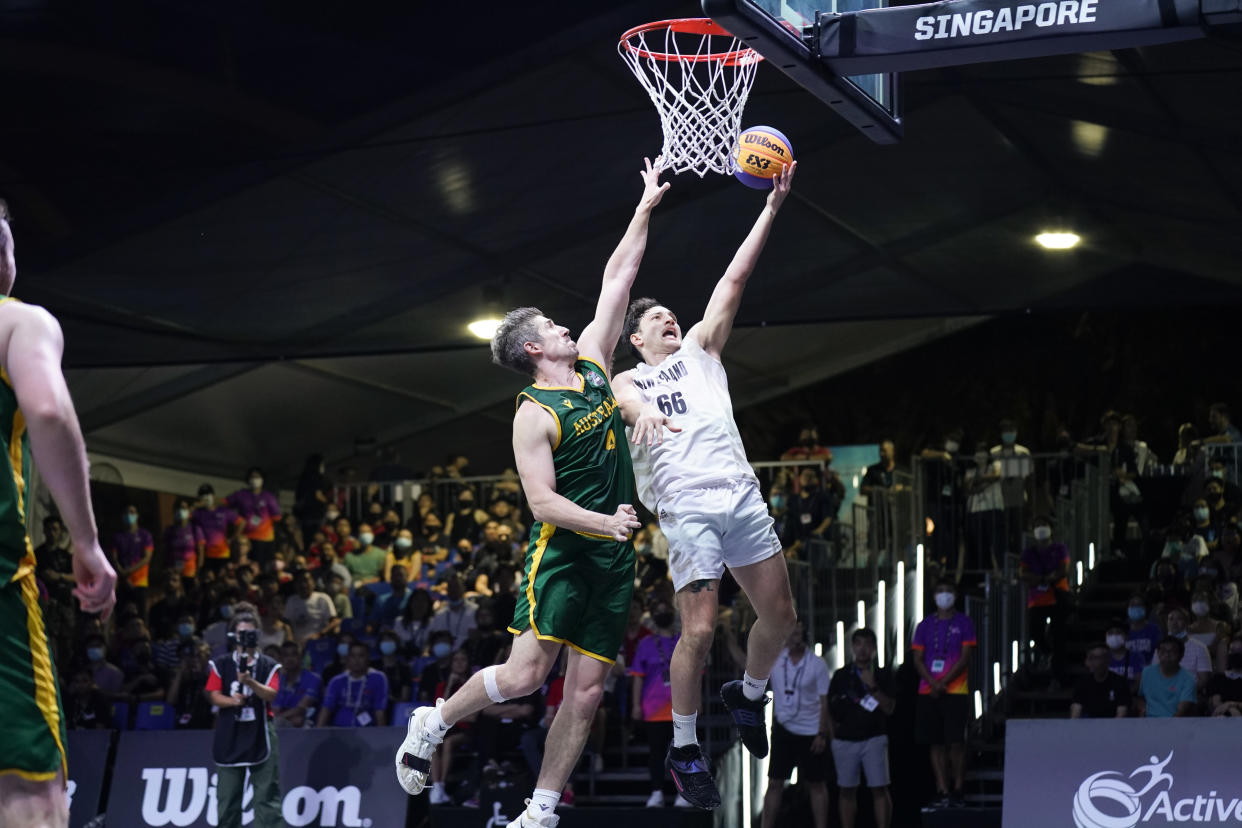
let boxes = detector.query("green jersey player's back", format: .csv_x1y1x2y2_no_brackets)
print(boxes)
516,357,634,539
0,296,34,586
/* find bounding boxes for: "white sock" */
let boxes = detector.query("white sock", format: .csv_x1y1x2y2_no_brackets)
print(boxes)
672,710,699,747
425,705,450,740
742,672,768,702
529,788,561,817
433,781,446,794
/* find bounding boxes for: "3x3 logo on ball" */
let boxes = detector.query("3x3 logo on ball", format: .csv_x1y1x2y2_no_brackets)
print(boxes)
1074,752,1242,828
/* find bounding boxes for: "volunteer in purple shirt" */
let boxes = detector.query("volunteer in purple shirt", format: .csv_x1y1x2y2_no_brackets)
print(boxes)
1019,515,1070,686
318,640,389,727
911,577,976,809
227,467,282,566
164,498,206,584
111,504,155,616
630,601,680,807
194,483,244,573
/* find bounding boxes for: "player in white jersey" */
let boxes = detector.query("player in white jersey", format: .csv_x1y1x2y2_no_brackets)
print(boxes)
613,162,797,810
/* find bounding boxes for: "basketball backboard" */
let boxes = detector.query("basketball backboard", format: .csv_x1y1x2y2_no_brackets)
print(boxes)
702,0,902,143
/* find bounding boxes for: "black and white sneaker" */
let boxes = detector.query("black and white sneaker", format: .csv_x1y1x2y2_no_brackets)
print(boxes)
720,680,769,759
665,743,721,810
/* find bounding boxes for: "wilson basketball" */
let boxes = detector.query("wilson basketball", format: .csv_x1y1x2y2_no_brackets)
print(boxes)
732,126,794,189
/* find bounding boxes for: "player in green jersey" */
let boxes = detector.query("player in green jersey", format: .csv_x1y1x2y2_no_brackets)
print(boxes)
0,198,117,827
396,159,675,828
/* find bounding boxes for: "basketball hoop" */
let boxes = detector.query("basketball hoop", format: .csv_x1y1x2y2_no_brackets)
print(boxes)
619,18,762,177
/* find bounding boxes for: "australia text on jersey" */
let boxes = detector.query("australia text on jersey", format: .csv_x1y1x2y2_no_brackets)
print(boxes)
633,360,689,390
571,396,620,438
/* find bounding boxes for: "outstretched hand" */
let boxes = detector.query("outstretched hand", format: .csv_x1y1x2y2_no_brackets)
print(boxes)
638,156,671,212
72,540,117,620
630,405,682,448
767,160,797,211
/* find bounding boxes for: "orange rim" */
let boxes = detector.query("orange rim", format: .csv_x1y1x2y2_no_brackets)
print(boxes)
619,17,762,67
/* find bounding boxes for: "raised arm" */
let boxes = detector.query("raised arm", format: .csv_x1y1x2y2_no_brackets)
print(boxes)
688,161,796,360
576,158,669,371
1,302,116,618
512,401,641,540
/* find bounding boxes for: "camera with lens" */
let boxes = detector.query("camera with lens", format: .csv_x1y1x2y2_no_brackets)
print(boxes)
227,629,258,650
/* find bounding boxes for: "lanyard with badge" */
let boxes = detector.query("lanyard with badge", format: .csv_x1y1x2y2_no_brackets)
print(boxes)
348,675,373,726
782,653,808,716
654,636,673,686
930,617,952,675
854,665,880,712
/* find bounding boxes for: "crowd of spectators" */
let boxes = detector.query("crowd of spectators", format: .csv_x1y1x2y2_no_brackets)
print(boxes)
36,401,1242,811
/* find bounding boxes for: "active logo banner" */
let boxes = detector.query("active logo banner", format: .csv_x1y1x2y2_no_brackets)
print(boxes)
106,728,408,827
67,729,112,828
1004,719,1242,828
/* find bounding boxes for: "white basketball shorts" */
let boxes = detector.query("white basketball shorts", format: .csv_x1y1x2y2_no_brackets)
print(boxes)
657,478,783,592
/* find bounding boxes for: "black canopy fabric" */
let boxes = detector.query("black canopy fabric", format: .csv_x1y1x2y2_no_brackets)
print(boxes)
4,2,1239,478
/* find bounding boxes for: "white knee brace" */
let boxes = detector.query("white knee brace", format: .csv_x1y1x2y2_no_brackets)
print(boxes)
483,664,508,704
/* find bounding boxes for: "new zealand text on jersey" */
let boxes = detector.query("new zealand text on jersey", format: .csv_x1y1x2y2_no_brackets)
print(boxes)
572,396,619,437
633,360,689,390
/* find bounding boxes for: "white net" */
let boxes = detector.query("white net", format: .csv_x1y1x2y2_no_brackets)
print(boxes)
619,20,762,177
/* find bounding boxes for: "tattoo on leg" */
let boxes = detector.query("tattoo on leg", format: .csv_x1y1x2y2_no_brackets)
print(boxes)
687,580,715,593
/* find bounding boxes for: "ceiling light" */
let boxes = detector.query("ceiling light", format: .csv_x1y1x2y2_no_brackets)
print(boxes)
467,318,501,339
1035,231,1081,250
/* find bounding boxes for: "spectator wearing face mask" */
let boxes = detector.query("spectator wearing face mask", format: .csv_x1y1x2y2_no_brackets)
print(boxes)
428,575,477,650
1208,636,1242,716
286,571,339,644
464,605,507,670
630,599,683,808
194,484,245,575
912,579,976,809
1206,458,1242,503
395,589,434,655
120,634,167,708
1137,637,1197,718
964,443,1004,583
227,467,282,567
272,641,323,728
149,569,195,641
374,564,414,630
204,599,240,657
1020,515,1070,686
386,529,422,583
35,515,76,668
1151,521,1205,592
1166,607,1212,690
788,467,841,558
1126,595,1163,665
989,419,1033,559
111,504,155,618
1186,590,1232,671
427,648,477,805
83,633,125,698
168,642,215,729
373,631,413,703
154,613,206,671
446,487,488,547
321,633,355,686
920,430,966,571
1103,624,1145,686
65,668,113,730
1071,643,1130,719
418,631,456,704
318,641,388,727
1187,491,1227,551
321,505,342,543
165,498,206,586
345,523,386,587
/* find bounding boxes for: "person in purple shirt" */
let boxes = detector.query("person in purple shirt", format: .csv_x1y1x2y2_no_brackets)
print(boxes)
111,505,155,617
1106,624,1146,686
1125,594,1162,665
194,483,244,573
273,641,324,728
227,467,282,566
164,498,206,585
318,641,389,727
1019,515,1070,686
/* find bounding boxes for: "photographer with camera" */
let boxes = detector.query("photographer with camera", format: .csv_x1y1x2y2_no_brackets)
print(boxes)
204,601,283,828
